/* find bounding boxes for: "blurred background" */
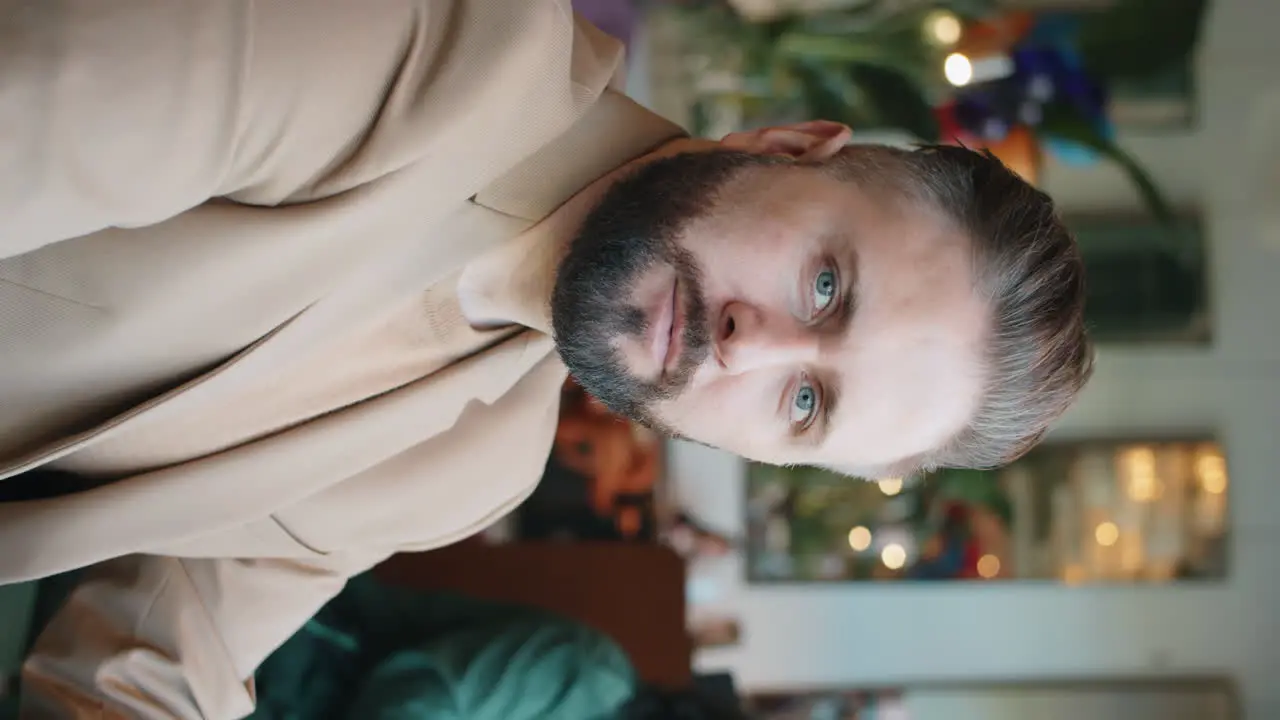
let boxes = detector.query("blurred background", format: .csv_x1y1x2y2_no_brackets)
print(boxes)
3,0,1277,717
573,0,1277,716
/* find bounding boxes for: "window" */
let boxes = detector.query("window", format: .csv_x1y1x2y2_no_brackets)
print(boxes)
745,439,1228,583
1072,215,1209,343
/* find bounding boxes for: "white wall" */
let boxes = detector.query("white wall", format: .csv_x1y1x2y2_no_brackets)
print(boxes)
657,0,1280,716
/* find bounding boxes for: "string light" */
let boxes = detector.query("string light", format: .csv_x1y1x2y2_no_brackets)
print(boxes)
1195,450,1228,495
881,543,907,570
924,10,962,46
848,526,873,552
878,477,904,496
1124,447,1160,502
1095,521,1120,547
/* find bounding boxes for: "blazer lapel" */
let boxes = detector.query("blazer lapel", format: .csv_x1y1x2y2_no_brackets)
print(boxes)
0,22,642,482
0,88,685,481
474,90,687,222
0,200,527,481
0,330,554,581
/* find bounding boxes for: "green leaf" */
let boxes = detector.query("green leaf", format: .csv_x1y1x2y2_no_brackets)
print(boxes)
788,54,940,141
689,98,713,138
776,31,934,86
1077,0,1209,80
1039,109,1168,220
792,60,872,127
847,65,941,141
1038,106,1197,265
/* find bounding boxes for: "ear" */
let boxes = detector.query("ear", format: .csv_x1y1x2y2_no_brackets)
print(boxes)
719,120,852,161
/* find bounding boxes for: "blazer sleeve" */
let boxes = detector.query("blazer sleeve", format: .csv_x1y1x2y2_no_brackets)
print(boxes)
0,0,475,260
20,551,393,720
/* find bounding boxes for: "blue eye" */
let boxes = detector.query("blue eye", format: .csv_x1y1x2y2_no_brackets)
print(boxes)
813,268,837,312
790,381,820,426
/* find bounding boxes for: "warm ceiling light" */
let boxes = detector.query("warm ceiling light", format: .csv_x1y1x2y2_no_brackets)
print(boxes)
944,53,974,87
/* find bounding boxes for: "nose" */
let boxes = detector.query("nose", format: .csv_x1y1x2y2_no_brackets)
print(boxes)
714,301,821,375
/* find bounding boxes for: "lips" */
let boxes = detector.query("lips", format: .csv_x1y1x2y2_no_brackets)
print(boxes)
663,278,684,377
649,278,679,379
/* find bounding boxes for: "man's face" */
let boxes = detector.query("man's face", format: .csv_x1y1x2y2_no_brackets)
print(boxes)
552,140,990,472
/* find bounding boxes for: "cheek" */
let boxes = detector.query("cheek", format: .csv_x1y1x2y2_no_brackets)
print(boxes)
684,210,803,270
686,238,802,309
650,375,779,452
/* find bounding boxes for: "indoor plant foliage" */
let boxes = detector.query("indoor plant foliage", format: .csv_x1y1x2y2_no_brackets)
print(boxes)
666,0,1207,238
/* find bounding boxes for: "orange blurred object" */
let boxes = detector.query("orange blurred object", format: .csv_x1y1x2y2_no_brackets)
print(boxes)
955,11,1035,59
984,125,1042,185
553,379,660,537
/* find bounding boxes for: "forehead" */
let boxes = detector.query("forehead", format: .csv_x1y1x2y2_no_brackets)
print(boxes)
802,172,988,469
705,163,926,243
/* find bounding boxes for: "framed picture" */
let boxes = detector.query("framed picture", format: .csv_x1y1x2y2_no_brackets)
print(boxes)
1108,61,1197,131
745,438,1230,584
1071,214,1210,344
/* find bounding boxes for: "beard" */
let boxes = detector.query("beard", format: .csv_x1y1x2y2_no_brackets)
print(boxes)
551,142,927,433
550,149,777,428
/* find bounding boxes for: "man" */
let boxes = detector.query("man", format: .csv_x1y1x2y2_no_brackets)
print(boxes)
0,0,1092,717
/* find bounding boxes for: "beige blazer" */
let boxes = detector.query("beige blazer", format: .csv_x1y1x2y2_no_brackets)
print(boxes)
0,2,683,717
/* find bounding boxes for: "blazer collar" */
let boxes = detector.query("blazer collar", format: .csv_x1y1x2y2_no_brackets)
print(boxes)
474,88,688,223
464,89,688,336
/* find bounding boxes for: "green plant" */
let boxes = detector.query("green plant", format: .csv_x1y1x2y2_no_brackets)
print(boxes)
667,0,1202,243
675,0,956,140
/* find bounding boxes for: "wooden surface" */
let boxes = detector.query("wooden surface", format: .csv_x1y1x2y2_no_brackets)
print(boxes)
375,541,693,688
